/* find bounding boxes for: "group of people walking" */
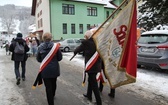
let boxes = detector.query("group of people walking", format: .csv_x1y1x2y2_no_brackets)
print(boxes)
8,30,115,105
26,36,39,57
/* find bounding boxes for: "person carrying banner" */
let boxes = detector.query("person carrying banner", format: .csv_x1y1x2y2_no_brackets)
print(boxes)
74,30,102,105
35,32,62,105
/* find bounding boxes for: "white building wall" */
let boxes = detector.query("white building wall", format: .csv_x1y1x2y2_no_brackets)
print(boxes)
35,0,50,33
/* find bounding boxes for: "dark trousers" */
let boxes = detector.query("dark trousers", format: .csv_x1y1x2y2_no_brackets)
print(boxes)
43,78,57,105
87,73,102,105
99,80,115,98
14,61,26,79
99,80,104,92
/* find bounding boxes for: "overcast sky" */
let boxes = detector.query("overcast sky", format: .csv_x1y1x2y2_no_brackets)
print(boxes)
0,0,32,7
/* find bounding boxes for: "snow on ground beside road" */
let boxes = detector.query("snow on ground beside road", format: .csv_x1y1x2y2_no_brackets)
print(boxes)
123,69,168,104
0,48,168,105
63,52,168,105
0,49,28,105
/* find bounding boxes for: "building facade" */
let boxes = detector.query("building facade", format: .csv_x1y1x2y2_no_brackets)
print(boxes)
31,0,119,40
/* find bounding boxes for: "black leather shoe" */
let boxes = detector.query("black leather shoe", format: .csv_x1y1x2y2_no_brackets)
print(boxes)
83,94,92,101
108,89,115,98
22,78,25,81
16,78,20,85
108,93,114,98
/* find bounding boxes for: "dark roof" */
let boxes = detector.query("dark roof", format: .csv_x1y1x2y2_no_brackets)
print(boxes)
109,1,118,8
31,0,37,16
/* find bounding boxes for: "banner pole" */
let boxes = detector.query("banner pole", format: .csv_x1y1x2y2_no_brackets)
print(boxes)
69,54,76,61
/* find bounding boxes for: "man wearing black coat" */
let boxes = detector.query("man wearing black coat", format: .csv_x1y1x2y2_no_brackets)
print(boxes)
9,33,30,85
74,30,102,105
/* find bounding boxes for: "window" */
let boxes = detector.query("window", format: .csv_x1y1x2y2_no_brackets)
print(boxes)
87,24,90,30
67,39,74,43
75,39,81,43
40,18,43,27
106,11,109,18
138,34,168,44
71,24,75,34
62,4,75,15
63,23,67,34
38,20,40,28
79,24,83,34
40,10,42,16
87,6,97,16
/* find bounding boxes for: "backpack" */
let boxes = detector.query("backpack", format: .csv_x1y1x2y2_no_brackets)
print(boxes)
14,42,25,54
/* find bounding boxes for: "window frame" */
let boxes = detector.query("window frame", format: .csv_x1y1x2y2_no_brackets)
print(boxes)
79,24,83,34
62,4,75,15
87,6,97,16
87,24,91,30
63,23,67,34
71,24,75,34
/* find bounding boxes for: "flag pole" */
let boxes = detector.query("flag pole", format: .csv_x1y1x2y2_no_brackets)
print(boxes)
69,54,76,61
92,0,131,37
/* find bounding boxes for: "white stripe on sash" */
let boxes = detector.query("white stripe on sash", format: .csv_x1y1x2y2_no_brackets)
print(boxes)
85,51,99,70
40,43,58,70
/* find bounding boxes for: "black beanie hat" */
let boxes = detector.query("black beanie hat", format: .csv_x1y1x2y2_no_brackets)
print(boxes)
16,33,23,39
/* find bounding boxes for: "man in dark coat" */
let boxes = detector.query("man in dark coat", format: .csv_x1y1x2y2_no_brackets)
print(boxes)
9,33,30,85
74,30,102,105
36,32,62,105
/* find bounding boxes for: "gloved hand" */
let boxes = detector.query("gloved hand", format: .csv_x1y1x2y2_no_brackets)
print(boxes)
74,51,77,55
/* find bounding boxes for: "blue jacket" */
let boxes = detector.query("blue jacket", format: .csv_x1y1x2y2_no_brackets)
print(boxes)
36,41,62,78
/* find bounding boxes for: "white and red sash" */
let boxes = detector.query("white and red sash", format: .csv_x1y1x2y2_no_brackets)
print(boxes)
32,43,60,89
96,70,107,84
39,43,60,72
85,51,99,71
82,51,99,86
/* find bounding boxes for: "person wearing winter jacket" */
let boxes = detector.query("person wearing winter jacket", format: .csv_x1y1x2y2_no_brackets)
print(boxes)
9,33,30,85
74,30,102,105
36,32,62,105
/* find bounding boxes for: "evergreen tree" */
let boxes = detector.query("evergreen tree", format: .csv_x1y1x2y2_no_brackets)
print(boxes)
138,0,168,30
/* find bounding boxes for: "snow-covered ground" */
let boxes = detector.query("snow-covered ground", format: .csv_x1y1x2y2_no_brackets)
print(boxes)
0,49,168,105
0,48,28,105
63,52,168,105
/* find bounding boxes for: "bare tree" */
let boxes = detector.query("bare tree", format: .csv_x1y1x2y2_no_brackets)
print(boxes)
0,4,35,35
1,7,16,34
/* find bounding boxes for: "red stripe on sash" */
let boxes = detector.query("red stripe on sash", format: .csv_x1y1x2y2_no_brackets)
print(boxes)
39,43,60,72
85,52,99,71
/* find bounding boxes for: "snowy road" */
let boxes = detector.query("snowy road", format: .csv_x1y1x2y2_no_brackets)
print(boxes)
63,52,168,105
0,48,168,105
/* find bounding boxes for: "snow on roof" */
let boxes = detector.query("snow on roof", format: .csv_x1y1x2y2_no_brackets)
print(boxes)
73,0,106,4
73,0,116,9
142,30,168,35
104,1,116,8
28,24,36,33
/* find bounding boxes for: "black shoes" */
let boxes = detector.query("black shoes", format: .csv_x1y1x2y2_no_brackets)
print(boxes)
108,89,115,98
108,93,115,98
83,94,92,101
16,78,20,85
22,78,25,81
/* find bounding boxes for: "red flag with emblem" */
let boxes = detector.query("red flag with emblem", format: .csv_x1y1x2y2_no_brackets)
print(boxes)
93,0,137,88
